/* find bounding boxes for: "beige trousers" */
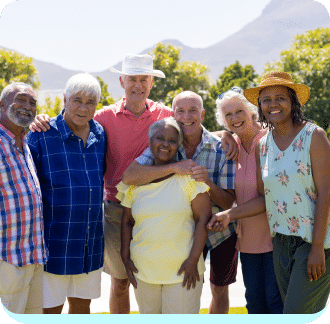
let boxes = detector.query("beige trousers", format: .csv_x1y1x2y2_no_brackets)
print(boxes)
134,277,203,314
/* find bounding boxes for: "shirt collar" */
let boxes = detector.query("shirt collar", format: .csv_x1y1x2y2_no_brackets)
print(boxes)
54,109,102,141
114,98,151,117
0,123,26,143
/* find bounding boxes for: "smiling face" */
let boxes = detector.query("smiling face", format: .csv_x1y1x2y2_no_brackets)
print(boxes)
4,86,37,127
173,94,205,137
259,85,292,125
150,125,179,165
120,75,154,106
63,91,98,129
222,99,254,136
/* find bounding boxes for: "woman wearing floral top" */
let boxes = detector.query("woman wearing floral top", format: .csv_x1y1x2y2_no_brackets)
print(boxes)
208,72,330,314
118,117,212,314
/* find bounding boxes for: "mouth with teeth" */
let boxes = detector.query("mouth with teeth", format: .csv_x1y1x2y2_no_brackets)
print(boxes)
232,121,244,127
269,110,281,115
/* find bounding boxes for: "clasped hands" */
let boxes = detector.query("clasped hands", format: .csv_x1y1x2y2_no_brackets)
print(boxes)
206,211,231,232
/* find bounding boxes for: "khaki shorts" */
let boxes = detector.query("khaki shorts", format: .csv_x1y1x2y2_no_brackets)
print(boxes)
134,278,203,314
43,268,102,308
0,261,43,314
103,200,128,279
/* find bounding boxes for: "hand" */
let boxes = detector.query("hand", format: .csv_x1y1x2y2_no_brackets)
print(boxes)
172,159,199,175
177,258,200,290
307,245,326,282
124,259,138,289
207,211,231,232
191,165,210,184
220,131,239,161
29,114,51,132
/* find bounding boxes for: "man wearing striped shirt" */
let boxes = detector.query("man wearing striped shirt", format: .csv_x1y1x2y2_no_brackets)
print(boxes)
27,74,106,314
0,82,48,314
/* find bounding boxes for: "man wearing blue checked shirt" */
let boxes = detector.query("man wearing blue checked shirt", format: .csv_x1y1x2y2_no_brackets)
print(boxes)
122,90,237,314
27,74,106,314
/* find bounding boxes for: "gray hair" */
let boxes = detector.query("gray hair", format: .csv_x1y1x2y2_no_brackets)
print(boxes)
64,73,101,102
148,117,183,146
216,90,258,129
0,82,35,104
172,91,204,112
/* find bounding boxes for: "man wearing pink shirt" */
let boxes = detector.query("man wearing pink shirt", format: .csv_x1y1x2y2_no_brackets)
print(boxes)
94,54,173,313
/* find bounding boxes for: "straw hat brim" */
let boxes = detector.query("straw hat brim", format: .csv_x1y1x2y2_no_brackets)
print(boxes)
244,83,310,107
109,67,165,78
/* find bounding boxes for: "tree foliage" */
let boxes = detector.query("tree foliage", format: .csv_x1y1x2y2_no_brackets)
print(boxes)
264,27,330,130
96,76,115,110
37,96,63,117
210,61,259,100
0,48,40,93
149,43,217,131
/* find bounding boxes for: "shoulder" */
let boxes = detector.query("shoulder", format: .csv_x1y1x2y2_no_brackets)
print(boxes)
147,99,173,116
94,102,120,119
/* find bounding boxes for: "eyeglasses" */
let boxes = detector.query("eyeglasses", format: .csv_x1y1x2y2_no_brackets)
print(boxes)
218,86,243,99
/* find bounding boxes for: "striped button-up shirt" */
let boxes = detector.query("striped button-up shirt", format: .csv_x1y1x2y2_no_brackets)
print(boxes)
0,124,47,267
136,126,236,250
26,111,106,275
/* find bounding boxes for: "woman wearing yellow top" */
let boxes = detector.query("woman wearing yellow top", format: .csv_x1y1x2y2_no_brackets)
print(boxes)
117,117,212,314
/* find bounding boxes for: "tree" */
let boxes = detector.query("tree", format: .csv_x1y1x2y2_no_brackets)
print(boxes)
96,76,115,110
210,61,259,99
263,27,330,130
148,43,218,131
0,48,40,92
37,96,63,117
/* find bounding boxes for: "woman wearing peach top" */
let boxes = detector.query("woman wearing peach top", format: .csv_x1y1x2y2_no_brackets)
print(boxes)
214,87,283,314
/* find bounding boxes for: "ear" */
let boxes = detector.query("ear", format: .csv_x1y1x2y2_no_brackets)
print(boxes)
149,76,154,89
63,94,67,106
201,109,205,121
119,76,125,89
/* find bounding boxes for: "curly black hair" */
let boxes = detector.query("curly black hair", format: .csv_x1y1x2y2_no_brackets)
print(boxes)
257,87,309,130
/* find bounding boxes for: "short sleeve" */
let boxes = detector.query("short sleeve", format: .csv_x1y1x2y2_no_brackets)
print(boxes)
115,181,135,208
135,147,154,166
182,176,209,202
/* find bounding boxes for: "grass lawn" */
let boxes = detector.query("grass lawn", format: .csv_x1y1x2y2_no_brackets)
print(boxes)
95,307,248,314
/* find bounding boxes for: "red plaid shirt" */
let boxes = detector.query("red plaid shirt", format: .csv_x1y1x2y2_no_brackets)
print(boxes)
0,124,48,267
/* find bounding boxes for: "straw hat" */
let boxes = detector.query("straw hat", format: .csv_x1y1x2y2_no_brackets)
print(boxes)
110,54,165,78
244,72,310,106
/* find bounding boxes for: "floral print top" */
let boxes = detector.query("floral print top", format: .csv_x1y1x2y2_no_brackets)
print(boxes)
260,122,330,248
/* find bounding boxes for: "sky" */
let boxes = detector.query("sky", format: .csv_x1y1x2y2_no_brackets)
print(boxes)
1,0,328,73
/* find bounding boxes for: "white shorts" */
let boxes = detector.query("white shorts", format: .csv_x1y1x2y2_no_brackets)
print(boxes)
43,268,102,308
0,261,43,314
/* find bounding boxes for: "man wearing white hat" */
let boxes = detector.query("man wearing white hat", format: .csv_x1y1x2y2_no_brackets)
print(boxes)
96,54,173,313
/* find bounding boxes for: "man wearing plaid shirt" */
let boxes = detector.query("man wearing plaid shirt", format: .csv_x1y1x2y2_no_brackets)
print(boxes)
122,91,237,314
27,74,106,314
0,82,48,314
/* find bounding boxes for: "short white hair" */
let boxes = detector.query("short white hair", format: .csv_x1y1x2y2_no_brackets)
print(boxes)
64,73,101,102
0,82,35,104
148,117,183,146
216,90,258,129
172,91,203,112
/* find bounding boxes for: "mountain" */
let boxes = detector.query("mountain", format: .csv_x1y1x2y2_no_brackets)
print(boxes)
3,0,330,102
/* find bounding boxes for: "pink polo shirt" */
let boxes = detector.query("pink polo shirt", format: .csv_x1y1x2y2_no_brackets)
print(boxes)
234,128,273,253
94,98,173,202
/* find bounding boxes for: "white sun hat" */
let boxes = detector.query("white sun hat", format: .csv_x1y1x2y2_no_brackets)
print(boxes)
109,54,165,78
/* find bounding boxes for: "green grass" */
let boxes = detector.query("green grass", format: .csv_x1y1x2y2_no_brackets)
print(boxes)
95,307,248,314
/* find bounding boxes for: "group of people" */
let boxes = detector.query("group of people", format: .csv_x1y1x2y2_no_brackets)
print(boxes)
0,52,329,315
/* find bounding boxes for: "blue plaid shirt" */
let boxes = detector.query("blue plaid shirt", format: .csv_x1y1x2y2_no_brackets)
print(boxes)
136,126,236,250
26,111,106,275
